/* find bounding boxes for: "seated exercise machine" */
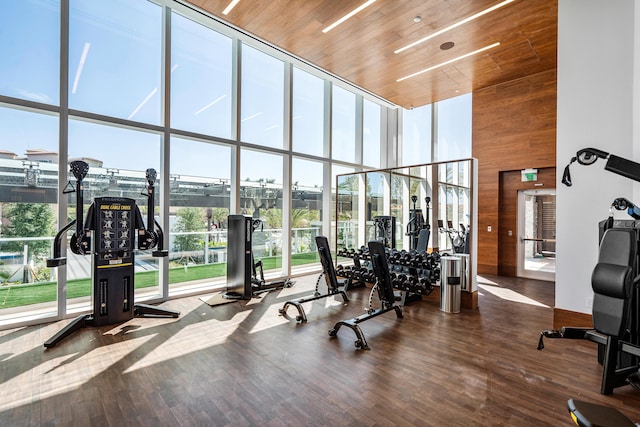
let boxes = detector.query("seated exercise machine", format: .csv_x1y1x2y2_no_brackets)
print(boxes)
328,240,403,350
45,161,179,348
567,399,638,427
223,214,294,300
373,215,396,248
405,195,431,252
438,219,467,254
539,222,640,394
539,147,640,394
279,235,350,323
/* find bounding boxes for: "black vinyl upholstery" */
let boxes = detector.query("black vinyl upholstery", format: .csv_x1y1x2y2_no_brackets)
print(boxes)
315,235,344,291
368,240,396,304
416,229,430,253
592,228,637,338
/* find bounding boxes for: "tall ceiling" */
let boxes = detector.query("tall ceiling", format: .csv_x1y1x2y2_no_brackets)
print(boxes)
183,0,557,109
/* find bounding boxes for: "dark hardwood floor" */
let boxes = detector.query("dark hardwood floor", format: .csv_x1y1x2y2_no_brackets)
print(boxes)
2,274,640,426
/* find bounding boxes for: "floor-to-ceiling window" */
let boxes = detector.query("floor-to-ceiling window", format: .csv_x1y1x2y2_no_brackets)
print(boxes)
363,99,382,168
68,120,163,305
0,0,391,329
402,105,432,166
240,149,284,278
168,138,231,294
241,45,284,149
69,0,162,124
0,0,60,103
332,86,357,164
435,93,472,161
171,10,233,139
0,107,59,321
291,157,324,274
292,67,325,157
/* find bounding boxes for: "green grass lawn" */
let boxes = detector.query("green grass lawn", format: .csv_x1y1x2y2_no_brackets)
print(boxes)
0,253,320,310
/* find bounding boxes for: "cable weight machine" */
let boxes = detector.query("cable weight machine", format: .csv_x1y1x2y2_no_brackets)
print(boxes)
224,214,294,300
44,161,179,348
406,195,431,252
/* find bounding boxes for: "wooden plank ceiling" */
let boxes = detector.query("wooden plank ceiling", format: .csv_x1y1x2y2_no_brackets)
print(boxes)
184,0,557,109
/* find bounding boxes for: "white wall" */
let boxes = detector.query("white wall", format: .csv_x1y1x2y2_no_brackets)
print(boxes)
556,0,639,314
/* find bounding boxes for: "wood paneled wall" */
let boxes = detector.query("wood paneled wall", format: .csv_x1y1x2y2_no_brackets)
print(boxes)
472,70,557,275
498,167,556,276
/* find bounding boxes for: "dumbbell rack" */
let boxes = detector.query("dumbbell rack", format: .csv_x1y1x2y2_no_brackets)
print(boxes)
336,246,440,296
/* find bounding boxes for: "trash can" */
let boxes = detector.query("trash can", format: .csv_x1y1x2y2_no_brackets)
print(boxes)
453,254,469,291
440,256,461,313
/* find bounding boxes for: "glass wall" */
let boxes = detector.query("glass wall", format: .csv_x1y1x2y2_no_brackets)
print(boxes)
400,93,473,166
0,0,60,104
332,86,357,163
363,99,381,168
0,107,59,318
171,11,233,138
68,120,162,307
0,0,480,329
291,158,324,273
69,0,162,124
241,45,285,149
436,93,472,161
168,138,231,294
240,149,284,278
292,68,325,157
402,105,432,165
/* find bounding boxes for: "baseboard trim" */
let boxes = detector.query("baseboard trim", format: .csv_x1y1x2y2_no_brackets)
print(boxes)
553,307,592,330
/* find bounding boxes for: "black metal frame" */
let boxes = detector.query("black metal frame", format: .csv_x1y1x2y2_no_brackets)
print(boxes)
279,236,350,322
328,240,403,350
44,163,178,349
224,215,294,300
538,224,640,394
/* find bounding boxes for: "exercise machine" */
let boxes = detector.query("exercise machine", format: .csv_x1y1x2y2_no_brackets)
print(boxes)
561,147,640,187
438,220,467,254
45,162,179,348
279,235,350,322
406,196,431,252
538,220,640,394
539,147,640,394
538,200,640,394
224,214,294,300
567,399,638,427
373,215,395,248
328,239,403,350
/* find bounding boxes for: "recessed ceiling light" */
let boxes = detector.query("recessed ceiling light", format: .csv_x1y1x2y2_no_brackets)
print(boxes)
322,0,376,33
440,41,455,50
394,0,513,54
413,16,422,23
397,42,500,82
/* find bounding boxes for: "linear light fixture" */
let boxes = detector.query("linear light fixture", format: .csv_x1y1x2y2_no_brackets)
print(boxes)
322,0,376,34
394,0,513,54
397,42,500,82
222,0,240,15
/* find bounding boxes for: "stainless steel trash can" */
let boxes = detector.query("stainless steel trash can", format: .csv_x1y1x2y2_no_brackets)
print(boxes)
454,254,469,291
440,256,461,313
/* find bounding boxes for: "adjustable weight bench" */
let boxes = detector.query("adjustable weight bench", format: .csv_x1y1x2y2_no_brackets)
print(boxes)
279,235,350,323
328,240,403,350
